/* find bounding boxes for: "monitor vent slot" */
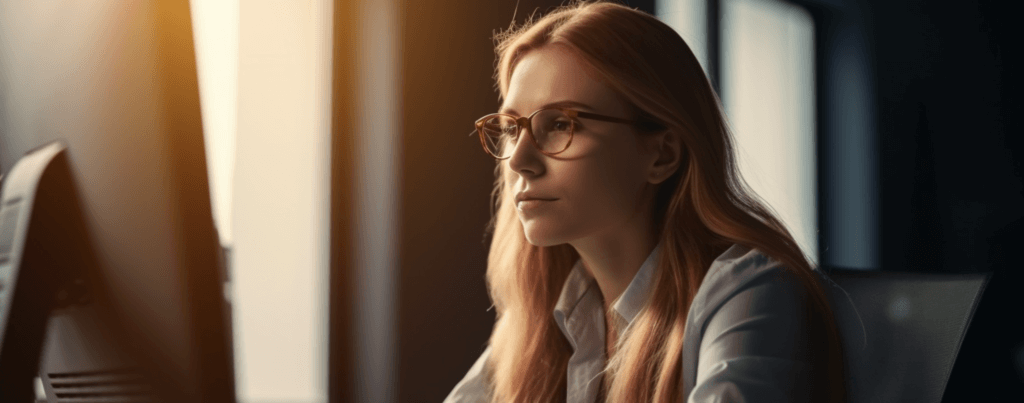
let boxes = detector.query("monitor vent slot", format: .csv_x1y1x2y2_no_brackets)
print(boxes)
46,368,154,402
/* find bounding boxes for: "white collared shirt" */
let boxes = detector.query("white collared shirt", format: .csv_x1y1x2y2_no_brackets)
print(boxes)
445,242,834,402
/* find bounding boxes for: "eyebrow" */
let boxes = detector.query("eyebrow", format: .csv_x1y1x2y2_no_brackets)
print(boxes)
498,100,597,116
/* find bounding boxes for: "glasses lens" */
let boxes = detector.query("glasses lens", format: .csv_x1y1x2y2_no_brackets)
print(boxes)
480,115,518,158
532,109,574,154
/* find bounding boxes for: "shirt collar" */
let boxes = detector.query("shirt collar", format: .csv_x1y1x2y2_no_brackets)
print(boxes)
553,241,663,341
611,240,662,326
552,258,598,346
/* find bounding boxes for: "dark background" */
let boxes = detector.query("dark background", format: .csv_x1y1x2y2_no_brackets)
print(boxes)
858,0,1022,400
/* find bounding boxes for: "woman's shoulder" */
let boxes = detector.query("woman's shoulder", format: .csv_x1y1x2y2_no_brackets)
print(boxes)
443,345,493,403
687,243,811,324
680,244,829,401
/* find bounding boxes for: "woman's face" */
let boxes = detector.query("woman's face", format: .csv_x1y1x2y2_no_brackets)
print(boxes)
502,45,659,247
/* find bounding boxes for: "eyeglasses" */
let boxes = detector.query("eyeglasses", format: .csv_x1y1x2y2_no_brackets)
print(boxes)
469,107,640,160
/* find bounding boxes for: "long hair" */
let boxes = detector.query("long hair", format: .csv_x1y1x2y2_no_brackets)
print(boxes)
482,1,845,402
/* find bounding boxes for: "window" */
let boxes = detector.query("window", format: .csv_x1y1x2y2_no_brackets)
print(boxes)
658,0,818,263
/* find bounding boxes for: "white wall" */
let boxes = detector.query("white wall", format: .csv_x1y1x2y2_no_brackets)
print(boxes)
190,0,238,245
191,0,332,402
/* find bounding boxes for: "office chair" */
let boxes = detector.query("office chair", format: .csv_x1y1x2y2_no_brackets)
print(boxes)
820,268,991,403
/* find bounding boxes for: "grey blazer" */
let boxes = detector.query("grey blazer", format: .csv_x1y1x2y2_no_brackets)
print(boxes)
444,242,848,402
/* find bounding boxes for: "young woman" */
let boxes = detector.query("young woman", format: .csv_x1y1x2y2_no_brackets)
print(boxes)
446,1,846,402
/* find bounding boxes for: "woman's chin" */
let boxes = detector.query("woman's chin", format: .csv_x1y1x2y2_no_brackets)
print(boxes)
525,237,561,247
522,227,568,247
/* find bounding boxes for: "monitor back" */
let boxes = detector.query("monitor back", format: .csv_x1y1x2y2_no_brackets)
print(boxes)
0,1,235,401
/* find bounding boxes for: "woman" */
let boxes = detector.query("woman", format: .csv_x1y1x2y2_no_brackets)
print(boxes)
446,1,846,402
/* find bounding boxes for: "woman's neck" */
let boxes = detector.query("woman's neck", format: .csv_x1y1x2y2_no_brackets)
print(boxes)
570,220,658,313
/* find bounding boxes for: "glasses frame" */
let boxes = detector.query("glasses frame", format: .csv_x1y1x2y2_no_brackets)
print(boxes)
470,107,641,160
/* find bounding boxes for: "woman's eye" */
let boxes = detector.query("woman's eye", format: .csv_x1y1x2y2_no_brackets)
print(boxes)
553,121,572,132
501,127,519,141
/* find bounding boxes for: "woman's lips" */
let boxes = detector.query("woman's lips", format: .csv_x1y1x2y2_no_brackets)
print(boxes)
517,198,557,211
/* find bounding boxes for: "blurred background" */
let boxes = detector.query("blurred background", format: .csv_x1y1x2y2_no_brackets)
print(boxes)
171,0,1020,401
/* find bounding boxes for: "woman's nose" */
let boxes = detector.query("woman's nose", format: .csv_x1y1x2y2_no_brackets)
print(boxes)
507,126,544,176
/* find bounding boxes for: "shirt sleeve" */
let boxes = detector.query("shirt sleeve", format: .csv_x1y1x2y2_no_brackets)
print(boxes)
687,270,818,403
443,345,493,403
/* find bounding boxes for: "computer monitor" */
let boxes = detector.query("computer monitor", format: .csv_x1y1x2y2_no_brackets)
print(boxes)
0,1,235,402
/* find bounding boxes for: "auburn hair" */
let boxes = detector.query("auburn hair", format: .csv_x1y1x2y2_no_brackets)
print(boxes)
481,1,845,402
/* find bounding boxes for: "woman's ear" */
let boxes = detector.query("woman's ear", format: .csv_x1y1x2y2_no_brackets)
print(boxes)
646,130,683,185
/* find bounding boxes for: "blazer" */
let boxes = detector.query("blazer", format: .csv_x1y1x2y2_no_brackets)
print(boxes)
444,241,844,402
